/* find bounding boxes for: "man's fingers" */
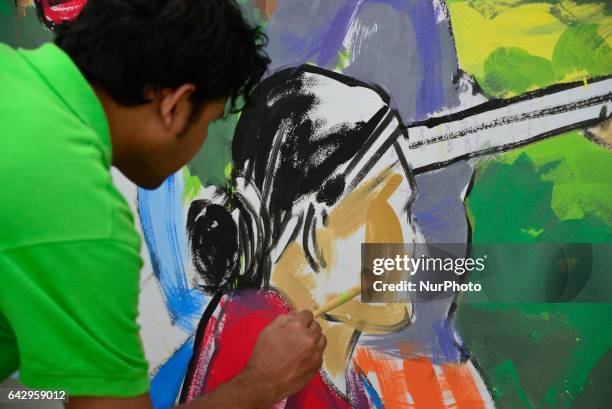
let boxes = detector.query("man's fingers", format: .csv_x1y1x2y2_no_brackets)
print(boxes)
268,313,292,329
307,320,322,340
317,333,327,351
294,310,314,327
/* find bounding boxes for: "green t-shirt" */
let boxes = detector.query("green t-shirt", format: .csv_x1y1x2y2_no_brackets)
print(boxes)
0,43,149,397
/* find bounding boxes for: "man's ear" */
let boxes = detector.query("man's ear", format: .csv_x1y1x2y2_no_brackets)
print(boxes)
159,84,196,132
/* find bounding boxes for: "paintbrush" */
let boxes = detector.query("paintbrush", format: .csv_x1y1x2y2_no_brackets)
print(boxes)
312,286,362,318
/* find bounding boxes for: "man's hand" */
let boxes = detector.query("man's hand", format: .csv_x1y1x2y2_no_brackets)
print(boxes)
67,310,326,409
243,310,327,404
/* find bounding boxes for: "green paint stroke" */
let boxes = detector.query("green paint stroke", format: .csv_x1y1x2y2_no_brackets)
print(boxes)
552,23,612,79
492,360,535,409
182,167,203,203
462,129,612,408
482,47,555,97
188,110,240,188
0,1,10,17
479,22,612,98
569,349,612,408
335,46,351,72
494,132,612,224
457,301,612,408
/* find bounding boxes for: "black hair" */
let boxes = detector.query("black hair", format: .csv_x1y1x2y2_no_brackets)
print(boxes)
52,0,270,113
187,65,401,295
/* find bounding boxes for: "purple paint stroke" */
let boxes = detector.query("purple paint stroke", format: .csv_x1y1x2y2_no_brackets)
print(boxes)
316,0,411,67
346,362,378,408
414,196,466,242
273,0,410,69
315,2,361,66
278,34,309,62
410,0,446,119
431,318,466,364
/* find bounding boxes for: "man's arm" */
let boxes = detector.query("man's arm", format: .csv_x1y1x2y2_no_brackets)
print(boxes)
67,310,326,409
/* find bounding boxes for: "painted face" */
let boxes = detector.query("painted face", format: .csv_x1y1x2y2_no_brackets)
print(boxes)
270,113,420,333
267,113,423,387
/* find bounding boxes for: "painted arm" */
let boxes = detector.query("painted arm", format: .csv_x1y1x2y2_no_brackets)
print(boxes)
66,311,326,409
408,76,612,171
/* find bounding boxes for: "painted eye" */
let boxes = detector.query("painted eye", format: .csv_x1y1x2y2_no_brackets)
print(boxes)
33,0,87,31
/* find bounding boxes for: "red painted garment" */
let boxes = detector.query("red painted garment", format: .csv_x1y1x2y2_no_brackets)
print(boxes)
184,289,354,409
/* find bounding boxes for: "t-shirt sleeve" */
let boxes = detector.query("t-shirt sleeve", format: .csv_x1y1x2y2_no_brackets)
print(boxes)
0,239,149,397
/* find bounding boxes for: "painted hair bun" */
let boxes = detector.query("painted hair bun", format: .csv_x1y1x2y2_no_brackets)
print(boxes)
187,201,240,294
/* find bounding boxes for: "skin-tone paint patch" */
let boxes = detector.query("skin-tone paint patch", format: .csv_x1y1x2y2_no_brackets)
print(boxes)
319,170,411,331
271,243,316,311
362,173,408,304
323,172,386,238
588,120,612,147
326,302,411,334
320,322,356,379
365,173,404,243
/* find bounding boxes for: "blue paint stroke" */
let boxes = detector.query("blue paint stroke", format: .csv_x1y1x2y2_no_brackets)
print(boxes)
360,372,383,409
138,173,205,332
150,338,194,409
413,196,466,242
431,319,465,365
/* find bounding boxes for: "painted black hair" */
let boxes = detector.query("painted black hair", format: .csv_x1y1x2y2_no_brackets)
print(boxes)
53,0,270,113
188,65,399,295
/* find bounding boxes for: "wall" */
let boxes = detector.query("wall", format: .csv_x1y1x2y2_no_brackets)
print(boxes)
2,1,611,408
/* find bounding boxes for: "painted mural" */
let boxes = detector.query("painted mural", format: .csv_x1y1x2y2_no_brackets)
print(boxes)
2,0,611,408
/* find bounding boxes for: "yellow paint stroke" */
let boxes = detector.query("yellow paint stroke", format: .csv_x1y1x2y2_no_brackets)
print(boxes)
450,3,564,78
321,322,356,380
449,1,612,81
271,243,315,310
316,171,412,332
365,173,404,243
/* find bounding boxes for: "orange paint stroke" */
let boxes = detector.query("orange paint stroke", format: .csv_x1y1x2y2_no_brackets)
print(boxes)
401,358,446,409
442,363,486,409
356,346,480,409
354,347,414,409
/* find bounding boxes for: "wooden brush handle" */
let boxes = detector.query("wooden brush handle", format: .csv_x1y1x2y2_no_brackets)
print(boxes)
312,286,362,318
